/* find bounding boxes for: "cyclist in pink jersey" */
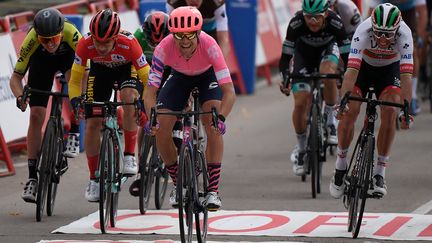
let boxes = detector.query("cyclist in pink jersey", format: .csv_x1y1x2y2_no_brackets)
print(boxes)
143,6,236,211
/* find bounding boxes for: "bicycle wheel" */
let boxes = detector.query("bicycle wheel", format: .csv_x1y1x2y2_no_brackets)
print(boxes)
154,153,168,209
139,135,154,214
195,150,208,243
47,127,64,216
178,144,194,243
309,105,319,198
110,139,121,227
351,135,374,238
36,124,55,222
98,131,113,233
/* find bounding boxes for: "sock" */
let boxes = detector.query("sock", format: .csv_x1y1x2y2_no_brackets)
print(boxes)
325,104,336,126
166,162,178,186
87,155,99,180
296,132,307,152
374,155,389,178
207,163,221,193
28,159,38,180
124,129,137,155
335,147,348,171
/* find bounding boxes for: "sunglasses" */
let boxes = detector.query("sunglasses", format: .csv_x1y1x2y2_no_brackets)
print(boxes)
373,30,396,39
303,12,325,21
173,32,197,40
38,33,62,45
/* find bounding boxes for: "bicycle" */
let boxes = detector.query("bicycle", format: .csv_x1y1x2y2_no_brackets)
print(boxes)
284,72,343,198
338,90,410,238
138,131,169,214
83,84,140,234
21,73,69,222
149,88,218,243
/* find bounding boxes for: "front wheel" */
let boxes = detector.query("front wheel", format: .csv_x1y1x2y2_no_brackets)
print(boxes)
47,133,64,216
139,135,154,214
178,144,194,243
98,131,113,234
195,150,208,243
154,155,168,209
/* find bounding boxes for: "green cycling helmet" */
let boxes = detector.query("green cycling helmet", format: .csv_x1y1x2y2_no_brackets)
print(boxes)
302,0,329,14
372,3,401,32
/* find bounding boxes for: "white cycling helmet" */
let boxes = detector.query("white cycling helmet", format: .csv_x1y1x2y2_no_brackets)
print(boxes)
371,3,401,32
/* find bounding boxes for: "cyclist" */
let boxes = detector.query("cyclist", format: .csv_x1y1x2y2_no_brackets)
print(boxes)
278,0,351,176
166,0,230,59
68,8,150,202
368,0,427,115
329,0,362,40
329,3,414,199
128,11,175,197
144,6,236,211
9,8,82,203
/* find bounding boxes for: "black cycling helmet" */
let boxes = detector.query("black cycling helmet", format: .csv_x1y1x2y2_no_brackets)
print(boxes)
33,8,65,37
90,8,121,42
142,11,169,47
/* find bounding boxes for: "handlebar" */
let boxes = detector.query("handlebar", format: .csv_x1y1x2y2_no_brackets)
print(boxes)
150,107,219,127
84,99,142,124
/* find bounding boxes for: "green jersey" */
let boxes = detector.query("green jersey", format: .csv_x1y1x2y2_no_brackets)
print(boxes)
134,28,155,65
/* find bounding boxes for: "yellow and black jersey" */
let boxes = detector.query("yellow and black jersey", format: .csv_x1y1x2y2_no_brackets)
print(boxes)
14,21,82,76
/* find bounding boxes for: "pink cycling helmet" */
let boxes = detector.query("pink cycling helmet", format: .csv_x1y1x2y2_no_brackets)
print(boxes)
168,6,203,33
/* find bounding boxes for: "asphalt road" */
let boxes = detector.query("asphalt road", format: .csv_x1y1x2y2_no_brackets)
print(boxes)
0,82,431,243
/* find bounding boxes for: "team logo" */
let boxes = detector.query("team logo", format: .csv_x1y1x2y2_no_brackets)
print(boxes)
74,55,82,65
137,54,147,67
111,54,126,62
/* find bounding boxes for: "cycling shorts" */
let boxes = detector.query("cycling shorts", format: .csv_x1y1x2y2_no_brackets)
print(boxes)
291,41,339,93
27,47,74,107
84,61,143,118
157,67,222,111
354,61,401,99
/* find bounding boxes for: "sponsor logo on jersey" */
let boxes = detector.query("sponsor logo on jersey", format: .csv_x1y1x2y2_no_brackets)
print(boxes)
74,55,82,65
137,54,147,67
118,44,130,49
401,54,412,59
350,48,361,54
290,19,302,29
111,54,126,62
330,19,343,29
208,81,219,90
207,45,220,59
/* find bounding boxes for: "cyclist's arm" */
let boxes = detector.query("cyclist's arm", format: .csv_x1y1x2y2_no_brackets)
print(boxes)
143,85,158,118
68,63,86,99
340,68,359,96
219,82,236,118
9,73,25,98
278,14,299,75
399,22,414,103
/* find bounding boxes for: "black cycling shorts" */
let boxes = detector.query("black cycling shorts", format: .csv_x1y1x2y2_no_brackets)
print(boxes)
157,67,222,111
355,61,401,99
84,61,143,118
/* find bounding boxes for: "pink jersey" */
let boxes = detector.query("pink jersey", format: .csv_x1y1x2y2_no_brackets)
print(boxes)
148,32,232,88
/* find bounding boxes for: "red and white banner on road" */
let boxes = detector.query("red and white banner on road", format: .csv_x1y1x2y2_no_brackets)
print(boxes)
53,210,432,241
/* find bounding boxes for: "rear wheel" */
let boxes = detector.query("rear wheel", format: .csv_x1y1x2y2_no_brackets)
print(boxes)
154,154,168,209
139,135,154,214
98,131,113,234
36,124,55,222
178,144,194,243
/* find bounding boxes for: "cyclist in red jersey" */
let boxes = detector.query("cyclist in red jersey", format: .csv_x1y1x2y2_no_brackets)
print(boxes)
68,9,150,202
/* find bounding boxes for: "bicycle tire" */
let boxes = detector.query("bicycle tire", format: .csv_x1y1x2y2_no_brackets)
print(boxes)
110,139,121,228
346,132,363,232
310,104,319,198
178,144,194,243
139,135,154,214
47,126,63,216
195,150,208,243
36,124,55,222
352,135,374,238
154,153,168,210
99,131,113,234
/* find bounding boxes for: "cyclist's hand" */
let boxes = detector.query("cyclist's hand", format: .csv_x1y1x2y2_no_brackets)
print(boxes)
16,95,28,112
279,81,291,96
144,120,159,135
213,114,226,135
399,111,414,129
334,104,349,120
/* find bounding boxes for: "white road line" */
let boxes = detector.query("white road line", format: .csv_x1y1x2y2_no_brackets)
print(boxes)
411,199,432,214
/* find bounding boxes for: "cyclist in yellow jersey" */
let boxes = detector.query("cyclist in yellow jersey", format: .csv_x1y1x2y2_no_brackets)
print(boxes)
9,8,82,203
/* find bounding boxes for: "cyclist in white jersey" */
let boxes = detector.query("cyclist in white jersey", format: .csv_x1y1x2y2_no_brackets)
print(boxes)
329,0,362,39
329,3,414,199
368,0,427,115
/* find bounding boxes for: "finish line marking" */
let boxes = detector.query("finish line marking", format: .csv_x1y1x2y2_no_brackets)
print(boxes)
52,209,432,241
